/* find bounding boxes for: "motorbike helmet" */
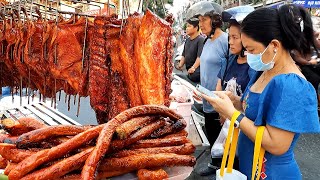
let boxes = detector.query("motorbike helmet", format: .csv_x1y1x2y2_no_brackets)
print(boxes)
222,6,254,57
222,5,254,25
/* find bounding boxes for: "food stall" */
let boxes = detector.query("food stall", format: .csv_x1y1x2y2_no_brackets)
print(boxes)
0,0,206,179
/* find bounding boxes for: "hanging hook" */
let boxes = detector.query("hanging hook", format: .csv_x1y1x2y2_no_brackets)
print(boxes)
138,0,143,13
81,15,88,70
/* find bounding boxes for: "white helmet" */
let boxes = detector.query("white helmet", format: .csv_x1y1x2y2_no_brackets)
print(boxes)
222,5,254,24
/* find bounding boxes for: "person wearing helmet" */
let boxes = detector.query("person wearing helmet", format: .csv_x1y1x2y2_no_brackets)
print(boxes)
177,17,205,83
204,5,255,174
196,10,229,176
217,6,255,122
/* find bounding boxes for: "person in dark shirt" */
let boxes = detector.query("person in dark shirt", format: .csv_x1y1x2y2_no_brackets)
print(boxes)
291,33,320,107
216,20,255,99
177,18,205,83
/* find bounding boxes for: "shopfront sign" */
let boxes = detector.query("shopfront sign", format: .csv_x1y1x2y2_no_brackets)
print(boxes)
293,0,320,8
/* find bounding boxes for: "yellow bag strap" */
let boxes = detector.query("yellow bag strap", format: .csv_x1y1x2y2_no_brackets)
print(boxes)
220,111,240,177
226,126,239,173
251,126,266,180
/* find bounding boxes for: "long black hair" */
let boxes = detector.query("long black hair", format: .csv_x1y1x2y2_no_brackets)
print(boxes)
241,4,315,57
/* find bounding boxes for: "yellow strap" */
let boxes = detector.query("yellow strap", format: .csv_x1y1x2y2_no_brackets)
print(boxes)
251,126,265,180
257,148,266,179
220,111,240,177
226,126,239,173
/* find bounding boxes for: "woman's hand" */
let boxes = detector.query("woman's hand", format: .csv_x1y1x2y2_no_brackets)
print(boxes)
202,91,237,119
192,91,202,102
224,91,243,111
219,114,227,126
224,91,240,104
309,59,318,65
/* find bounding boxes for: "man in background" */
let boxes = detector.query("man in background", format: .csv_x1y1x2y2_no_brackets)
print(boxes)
177,18,205,83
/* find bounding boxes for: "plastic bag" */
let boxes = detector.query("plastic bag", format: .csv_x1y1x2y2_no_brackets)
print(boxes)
225,78,238,96
169,81,190,103
216,169,247,180
211,120,230,158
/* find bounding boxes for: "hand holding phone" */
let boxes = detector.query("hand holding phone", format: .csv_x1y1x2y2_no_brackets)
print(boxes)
196,84,217,98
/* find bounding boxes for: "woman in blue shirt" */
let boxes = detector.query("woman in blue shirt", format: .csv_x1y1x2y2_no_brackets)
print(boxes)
197,10,229,176
202,5,320,179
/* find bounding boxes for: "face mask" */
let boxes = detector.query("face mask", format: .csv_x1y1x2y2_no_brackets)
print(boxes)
246,45,277,71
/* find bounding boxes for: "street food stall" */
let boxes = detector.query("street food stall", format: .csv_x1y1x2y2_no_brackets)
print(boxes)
0,0,207,179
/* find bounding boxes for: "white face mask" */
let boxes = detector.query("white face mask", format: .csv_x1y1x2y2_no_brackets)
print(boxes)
246,45,277,71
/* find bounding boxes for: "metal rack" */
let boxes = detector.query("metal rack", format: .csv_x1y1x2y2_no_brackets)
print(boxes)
2,102,81,126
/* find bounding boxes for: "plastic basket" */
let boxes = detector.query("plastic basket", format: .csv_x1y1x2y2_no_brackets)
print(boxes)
169,86,194,133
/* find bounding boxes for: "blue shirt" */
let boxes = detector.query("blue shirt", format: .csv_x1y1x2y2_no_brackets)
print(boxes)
239,72,320,179
200,33,228,113
218,54,255,96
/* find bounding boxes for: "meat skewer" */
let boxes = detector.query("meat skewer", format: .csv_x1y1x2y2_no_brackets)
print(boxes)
17,117,47,130
110,143,196,158
57,169,133,180
99,153,196,171
0,143,40,163
150,118,187,138
8,124,104,180
81,105,182,180
137,169,169,180
129,136,190,149
111,119,166,151
115,116,158,140
20,147,94,180
0,156,8,169
164,130,188,138
16,125,91,148
4,162,17,175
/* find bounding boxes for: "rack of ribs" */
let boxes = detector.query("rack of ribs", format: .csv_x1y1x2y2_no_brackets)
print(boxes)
89,16,110,124
105,17,130,121
0,8,173,124
134,10,173,106
119,13,143,107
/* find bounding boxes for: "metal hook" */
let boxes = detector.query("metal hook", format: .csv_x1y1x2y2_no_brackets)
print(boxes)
81,15,88,70
138,0,143,13
120,0,125,36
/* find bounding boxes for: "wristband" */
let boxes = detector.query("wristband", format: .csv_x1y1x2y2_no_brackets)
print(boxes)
234,113,245,128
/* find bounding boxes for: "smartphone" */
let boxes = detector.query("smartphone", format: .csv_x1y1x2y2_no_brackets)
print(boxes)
196,84,217,98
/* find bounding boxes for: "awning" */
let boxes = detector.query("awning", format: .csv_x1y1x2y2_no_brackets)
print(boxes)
266,1,286,8
293,0,320,8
